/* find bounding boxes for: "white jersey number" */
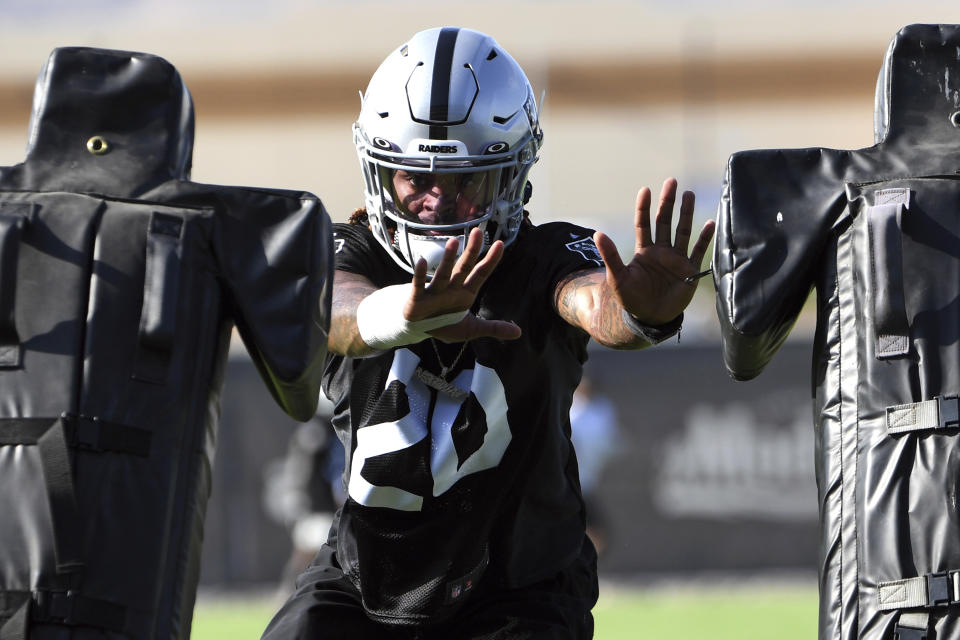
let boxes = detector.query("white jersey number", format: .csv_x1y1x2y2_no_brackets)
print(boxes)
348,348,512,511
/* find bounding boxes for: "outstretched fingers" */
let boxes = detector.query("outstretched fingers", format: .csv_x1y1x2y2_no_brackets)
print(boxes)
448,228,484,286
594,230,627,286
654,178,678,247
411,257,428,293
673,190,696,255
426,237,462,289
462,239,504,292
688,219,716,270
634,187,653,252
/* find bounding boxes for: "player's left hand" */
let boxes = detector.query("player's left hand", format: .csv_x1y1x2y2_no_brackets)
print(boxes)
592,178,715,325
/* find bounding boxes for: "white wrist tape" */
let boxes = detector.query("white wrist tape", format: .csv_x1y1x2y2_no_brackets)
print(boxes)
356,283,467,350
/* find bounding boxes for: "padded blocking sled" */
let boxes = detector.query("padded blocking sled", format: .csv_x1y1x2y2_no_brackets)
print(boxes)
715,24,960,640
0,48,333,639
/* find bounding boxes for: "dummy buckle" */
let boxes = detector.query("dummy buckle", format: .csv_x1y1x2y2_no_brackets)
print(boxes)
894,625,927,640
924,570,960,608
925,572,953,607
938,396,960,430
32,590,76,624
62,413,101,452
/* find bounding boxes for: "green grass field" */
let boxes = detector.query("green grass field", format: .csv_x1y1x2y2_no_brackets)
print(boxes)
593,583,817,639
191,581,818,639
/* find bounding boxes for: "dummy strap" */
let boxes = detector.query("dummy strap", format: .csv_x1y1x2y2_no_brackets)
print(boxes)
0,590,126,638
882,390,960,637
0,206,29,369
867,188,910,359
877,570,960,639
879,571,960,610
886,395,959,434
0,415,151,571
881,390,960,638
133,211,184,384
0,415,149,638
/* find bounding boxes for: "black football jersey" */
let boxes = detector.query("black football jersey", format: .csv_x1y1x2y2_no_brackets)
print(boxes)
323,220,602,625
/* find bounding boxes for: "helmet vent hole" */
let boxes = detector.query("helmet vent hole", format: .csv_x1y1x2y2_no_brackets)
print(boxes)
487,49,498,61
492,114,513,125
377,111,389,119
401,45,409,57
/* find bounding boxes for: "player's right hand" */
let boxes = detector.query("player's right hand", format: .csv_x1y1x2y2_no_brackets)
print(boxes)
405,227,522,343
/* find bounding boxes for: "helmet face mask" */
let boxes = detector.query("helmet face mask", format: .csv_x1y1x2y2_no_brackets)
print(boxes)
381,166,501,227
354,26,543,276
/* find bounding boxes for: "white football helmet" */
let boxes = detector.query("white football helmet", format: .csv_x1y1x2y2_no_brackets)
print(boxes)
354,26,543,275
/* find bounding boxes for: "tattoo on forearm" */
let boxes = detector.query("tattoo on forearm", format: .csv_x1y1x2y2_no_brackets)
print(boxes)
329,274,379,356
594,285,644,348
555,270,648,350
555,271,593,327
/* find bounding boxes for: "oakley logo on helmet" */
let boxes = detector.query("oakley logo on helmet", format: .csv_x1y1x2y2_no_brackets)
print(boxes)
373,137,394,150
418,144,458,153
484,142,509,154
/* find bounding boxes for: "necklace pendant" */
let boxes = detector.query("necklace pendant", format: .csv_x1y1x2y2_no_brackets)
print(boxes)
414,366,469,401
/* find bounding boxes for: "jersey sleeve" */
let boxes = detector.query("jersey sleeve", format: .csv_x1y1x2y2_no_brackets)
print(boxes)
332,222,404,286
531,221,604,291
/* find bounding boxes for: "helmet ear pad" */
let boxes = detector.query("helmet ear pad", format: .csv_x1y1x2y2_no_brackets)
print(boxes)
353,26,542,276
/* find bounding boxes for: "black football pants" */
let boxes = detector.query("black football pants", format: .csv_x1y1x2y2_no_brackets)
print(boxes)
260,537,598,639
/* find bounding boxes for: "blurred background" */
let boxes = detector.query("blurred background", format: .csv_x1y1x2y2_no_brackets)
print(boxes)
2,1,958,637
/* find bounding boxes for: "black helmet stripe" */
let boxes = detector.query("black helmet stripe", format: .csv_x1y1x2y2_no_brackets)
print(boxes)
428,27,460,140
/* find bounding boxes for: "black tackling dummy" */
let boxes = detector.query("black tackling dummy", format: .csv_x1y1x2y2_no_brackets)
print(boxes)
715,24,960,640
0,48,333,639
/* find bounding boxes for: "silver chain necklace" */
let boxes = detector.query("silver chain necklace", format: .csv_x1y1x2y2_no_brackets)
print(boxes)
413,339,470,400
430,338,468,378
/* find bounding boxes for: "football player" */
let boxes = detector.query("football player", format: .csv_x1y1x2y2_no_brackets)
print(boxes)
262,26,714,640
